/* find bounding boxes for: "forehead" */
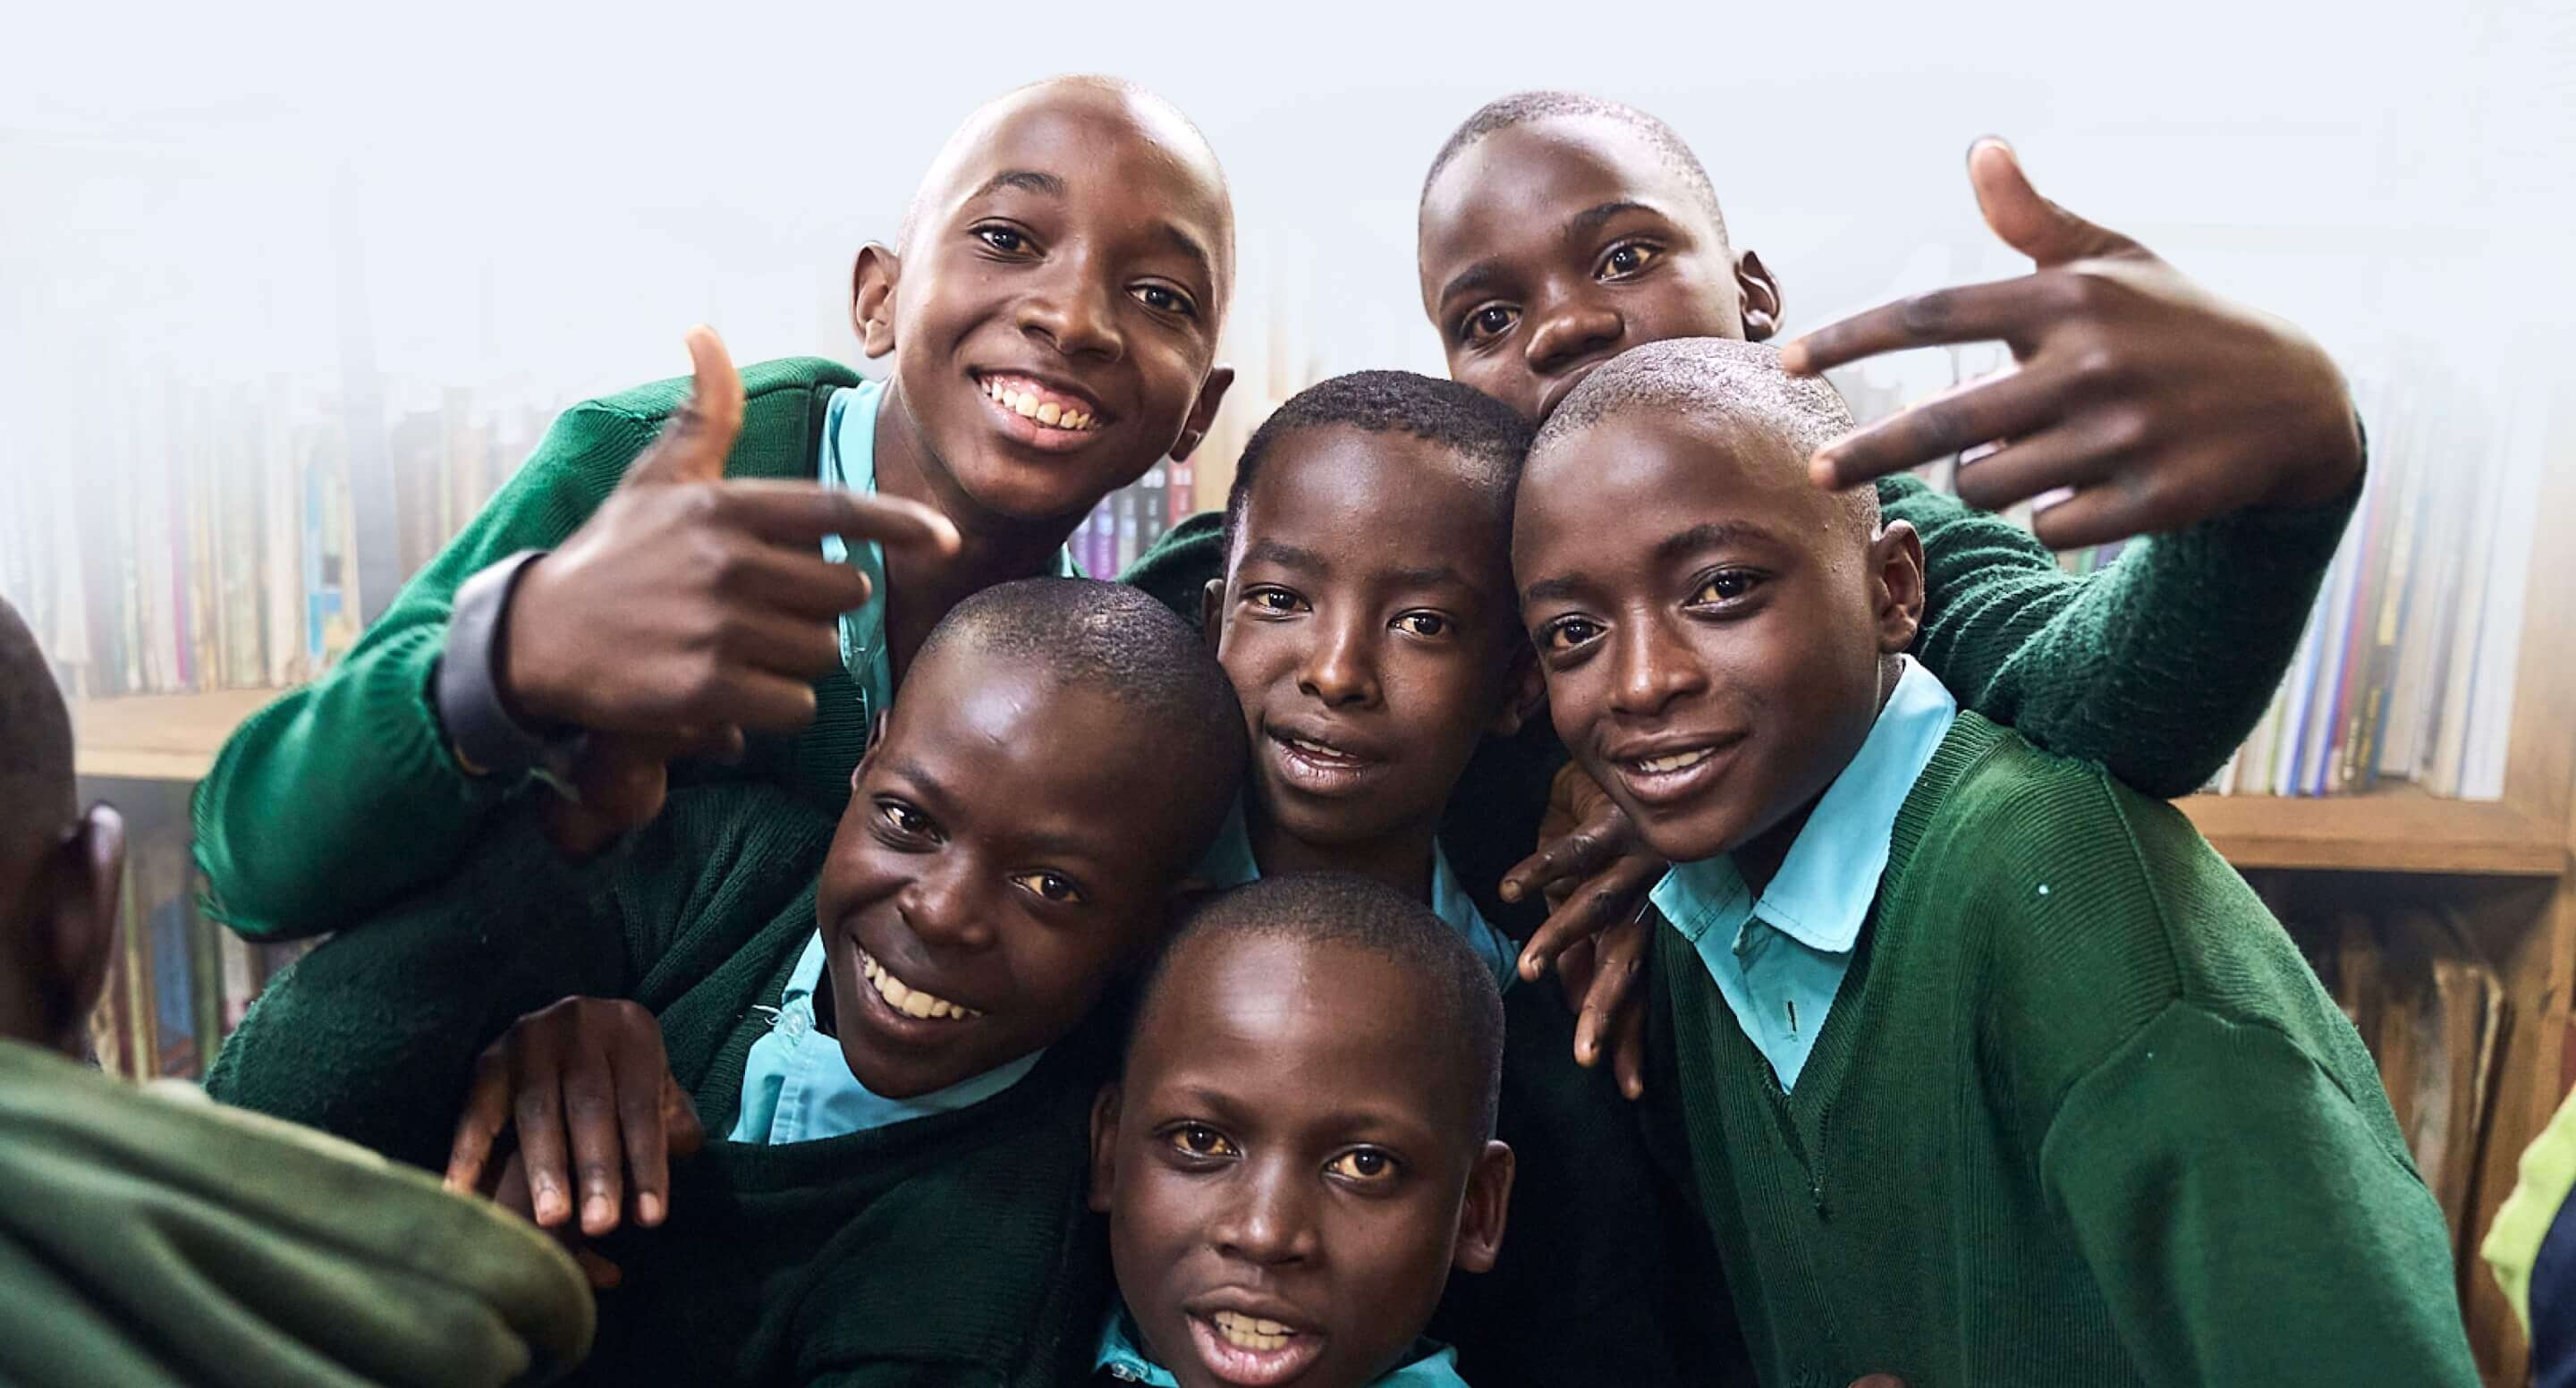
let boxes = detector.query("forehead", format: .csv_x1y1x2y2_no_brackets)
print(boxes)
878,648,1177,857
1520,407,1826,555
1419,116,1714,275
928,89,1232,275
1238,427,1510,581
1132,934,1470,1122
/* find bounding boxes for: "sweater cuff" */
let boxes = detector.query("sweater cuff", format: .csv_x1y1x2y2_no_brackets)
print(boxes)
434,551,577,782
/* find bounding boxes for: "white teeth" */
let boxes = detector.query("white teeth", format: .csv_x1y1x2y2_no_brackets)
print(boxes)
1635,748,1715,775
980,378,1098,432
1211,1311,1295,1350
856,949,979,1021
1013,393,1040,418
1035,401,1061,425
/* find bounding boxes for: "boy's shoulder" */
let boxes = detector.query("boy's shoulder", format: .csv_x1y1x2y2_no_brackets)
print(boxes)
575,355,865,425
1896,715,2354,1103
536,357,865,486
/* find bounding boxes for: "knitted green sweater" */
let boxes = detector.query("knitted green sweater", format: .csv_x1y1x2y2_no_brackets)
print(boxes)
192,359,2353,940
207,784,1112,1388
1639,713,2478,1388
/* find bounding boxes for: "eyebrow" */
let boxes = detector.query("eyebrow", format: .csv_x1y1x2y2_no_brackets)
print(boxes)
1388,563,1478,592
972,169,1068,199
1435,258,1508,311
1240,538,1329,573
1521,521,1780,605
1564,199,1663,242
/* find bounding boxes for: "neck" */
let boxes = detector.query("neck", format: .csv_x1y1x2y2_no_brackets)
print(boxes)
1244,800,1440,904
870,383,1085,683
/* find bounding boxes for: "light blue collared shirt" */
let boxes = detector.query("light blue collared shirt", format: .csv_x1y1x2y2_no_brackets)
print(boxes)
1094,1305,1469,1386
1647,656,1957,1093
727,931,1044,1145
817,379,1081,730
1191,797,1519,990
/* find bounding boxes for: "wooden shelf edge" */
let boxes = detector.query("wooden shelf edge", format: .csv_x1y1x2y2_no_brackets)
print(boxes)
2183,788,2566,876
70,688,292,785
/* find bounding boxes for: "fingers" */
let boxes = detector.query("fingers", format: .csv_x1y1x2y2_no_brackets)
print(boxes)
1611,996,1647,1102
557,1033,629,1239
1808,362,2072,490
716,483,961,555
445,1045,515,1192
1949,414,2132,516
628,327,746,487
2029,478,2165,553
607,1029,675,1230
574,1248,625,1291
507,1026,575,1229
1964,138,2139,269
1517,851,1663,984
1778,275,2053,377
1499,820,1620,909
1573,914,1648,1074
663,1074,707,1161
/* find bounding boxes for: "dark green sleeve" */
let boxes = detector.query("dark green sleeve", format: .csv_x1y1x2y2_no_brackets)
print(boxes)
2042,1003,2479,1388
1118,509,1225,627
191,403,660,939
1887,470,2357,799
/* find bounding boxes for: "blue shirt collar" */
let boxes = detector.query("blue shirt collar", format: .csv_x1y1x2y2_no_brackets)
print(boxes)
726,931,1043,1145
1649,656,1958,956
1188,796,1518,988
1093,1306,1469,1386
817,379,1081,728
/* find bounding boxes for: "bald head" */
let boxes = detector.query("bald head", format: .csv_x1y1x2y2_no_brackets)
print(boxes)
0,596,122,1056
1530,337,1876,532
900,75,1235,317
0,599,72,872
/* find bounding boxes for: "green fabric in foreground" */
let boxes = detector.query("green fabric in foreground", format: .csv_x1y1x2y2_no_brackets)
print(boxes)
0,1038,593,1388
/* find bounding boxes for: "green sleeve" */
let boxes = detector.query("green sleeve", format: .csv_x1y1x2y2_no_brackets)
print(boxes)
1118,509,1225,628
1887,471,2356,799
191,403,660,939
2041,1002,2479,1388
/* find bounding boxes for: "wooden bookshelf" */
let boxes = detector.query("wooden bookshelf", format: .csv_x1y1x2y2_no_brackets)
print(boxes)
2185,785,2566,876
71,688,289,783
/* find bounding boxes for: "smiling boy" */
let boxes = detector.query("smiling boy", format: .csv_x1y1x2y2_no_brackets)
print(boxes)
1089,873,1512,1388
193,74,1237,940
1513,338,2475,1388
210,579,1247,1386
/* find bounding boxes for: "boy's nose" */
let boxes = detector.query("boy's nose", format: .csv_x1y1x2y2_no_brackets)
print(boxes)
1017,256,1124,362
1524,295,1624,380
1294,622,1379,708
896,868,996,952
1606,622,1702,718
1210,1158,1320,1266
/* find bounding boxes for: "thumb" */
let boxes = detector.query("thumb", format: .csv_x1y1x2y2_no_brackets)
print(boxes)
1967,138,2140,267
627,326,746,487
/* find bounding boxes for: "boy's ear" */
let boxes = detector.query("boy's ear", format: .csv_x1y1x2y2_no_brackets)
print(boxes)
37,805,123,1057
1451,1139,1516,1275
1487,642,1546,740
852,244,901,360
1168,365,1236,461
1087,1082,1123,1214
1734,250,1784,343
1199,578,1226,648
1870,519,1927,655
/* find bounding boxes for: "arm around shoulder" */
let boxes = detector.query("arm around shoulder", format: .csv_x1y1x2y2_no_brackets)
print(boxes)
191,403,662,938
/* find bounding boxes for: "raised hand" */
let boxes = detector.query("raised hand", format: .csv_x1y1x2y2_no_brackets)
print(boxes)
1500,761,1662,1099
1782,139,2361,551
502,327,959,846
445,995,703,1255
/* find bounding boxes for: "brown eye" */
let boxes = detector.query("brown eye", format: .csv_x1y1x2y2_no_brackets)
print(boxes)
1690,571,1760,605
1326,1148,1398,1183
1394,612,1451,639
1130,283,1199,317
1166,1124,1238,1158
876,799,936,839
974,225,1028,254
1541,615,1603,652
1012,870,1086,905
1245,587,1304,615
1462,304,1519,344
1600,241,1661,278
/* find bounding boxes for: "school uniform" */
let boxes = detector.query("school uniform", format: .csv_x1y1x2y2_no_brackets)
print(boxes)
190,364,1075,943
1638,662,2479,1388
208,783,1113,1388
1091,1306,1470,1386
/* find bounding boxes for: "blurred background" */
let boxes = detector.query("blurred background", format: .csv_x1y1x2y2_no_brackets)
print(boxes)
4,2,2573,1377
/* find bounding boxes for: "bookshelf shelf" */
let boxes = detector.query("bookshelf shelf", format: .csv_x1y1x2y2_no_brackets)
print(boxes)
2184,785,2566,876
72,688,289,783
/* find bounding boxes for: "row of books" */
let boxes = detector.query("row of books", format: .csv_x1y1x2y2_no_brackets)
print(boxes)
1073,455,1198,578
2207,362,2539,800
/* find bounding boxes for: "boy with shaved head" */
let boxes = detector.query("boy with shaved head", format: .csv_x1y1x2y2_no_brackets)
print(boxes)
1514,339,2472,1388
193,75,1239,940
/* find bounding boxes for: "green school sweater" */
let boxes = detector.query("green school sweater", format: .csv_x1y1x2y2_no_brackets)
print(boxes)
1639,713,2478,1388
207,784,1112,1388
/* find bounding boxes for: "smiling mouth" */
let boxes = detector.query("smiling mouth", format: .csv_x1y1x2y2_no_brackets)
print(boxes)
857,947,983,1021
1265,729,1387,795
1608,733,1747,808
1188,1310,1326,1386
977,373,1104,433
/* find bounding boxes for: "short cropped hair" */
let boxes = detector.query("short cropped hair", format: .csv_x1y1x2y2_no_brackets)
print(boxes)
1138,873,1507,1142
0,597,72,853
1223,369,1533,556
916,578,1248,867
1423,90,1728,243
1530,337,1876,529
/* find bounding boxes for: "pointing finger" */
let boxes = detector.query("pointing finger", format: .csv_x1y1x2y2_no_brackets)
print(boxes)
1807,361,2067,491
1778,275,2051,378
714,484,962,555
